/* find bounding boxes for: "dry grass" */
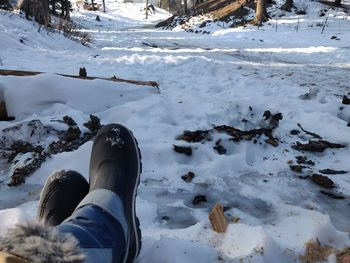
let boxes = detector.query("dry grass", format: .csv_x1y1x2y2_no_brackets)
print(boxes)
300,239,335,263
51,19,93,46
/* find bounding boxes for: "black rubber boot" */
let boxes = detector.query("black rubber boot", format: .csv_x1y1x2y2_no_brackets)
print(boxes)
38,170,89,226
89,123,142,263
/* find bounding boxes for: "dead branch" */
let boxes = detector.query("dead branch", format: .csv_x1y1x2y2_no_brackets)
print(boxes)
0,69,159,90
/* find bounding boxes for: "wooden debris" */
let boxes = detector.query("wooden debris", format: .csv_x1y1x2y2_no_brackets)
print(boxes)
265,137,279,147
290,129,300,135
337,248,350,263
300,239,334,263
176,130,211,143
63,126,81,142
339,255,350,263
6,115,102,186
209,203,228,233
181,171,195,182
79,67,87,77
290,165,304,173
63,116,77,126
319,169,347,175
296,155,315,166
297,123,322,139
320,190,345,200
83,114,102,136
0,69,159,89
292,140,346,152
264,111,283,129
311,174,335,189
214,139,227,154
0,101,15,121
173,145,192,156
342,95,350,105
214,125,270,141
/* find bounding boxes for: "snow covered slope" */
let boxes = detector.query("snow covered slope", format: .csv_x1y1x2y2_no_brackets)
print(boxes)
0,0,350,262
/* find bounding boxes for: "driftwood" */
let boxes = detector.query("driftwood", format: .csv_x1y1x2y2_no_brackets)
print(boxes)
0,69,159,90
209,203,228,233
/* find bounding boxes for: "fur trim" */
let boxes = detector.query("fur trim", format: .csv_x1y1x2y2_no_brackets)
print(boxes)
0,221,85,263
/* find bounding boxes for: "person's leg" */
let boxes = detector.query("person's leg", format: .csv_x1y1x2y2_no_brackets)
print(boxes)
38,170,89,226
0,171,88,263
58,124,142,263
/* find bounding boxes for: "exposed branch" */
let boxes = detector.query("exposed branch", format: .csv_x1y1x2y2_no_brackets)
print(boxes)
0,69,159,90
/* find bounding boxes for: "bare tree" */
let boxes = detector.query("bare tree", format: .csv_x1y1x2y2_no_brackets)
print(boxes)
253,0,268,26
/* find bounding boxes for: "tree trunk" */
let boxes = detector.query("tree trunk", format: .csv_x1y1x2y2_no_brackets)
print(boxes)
280,0,293,11
253,0,268,26
102,0,105,12
51,0,57,14
334,0,341,6
145,0,148,19
184,0,187,13
64,0,70,19
18,0,50,26
91,0,95,10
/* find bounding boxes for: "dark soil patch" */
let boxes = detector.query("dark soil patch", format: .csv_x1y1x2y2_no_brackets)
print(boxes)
214,139,227,154
177,130,212,143
2,115,103,186
182,171,195,182
290,129,300,135
290,165,305,173
84,114,102,136
296,156,315,166
173,145,193,156
342,95,350,105
63,116,77,126
192,195,207,205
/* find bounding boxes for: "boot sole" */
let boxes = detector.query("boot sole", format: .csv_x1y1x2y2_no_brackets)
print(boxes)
123,127,142,263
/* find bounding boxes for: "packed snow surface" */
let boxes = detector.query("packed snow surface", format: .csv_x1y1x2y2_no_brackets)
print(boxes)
0,0,350,262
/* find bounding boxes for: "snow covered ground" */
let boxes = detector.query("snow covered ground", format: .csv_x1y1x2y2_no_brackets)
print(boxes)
0,0,350,262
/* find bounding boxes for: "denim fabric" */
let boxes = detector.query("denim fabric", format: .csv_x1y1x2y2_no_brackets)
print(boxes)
58,190,127,263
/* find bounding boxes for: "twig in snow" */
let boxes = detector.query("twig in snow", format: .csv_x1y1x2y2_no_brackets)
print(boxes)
297,123,322,139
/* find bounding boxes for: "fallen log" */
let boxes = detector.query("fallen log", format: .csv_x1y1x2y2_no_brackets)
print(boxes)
0,69,159,90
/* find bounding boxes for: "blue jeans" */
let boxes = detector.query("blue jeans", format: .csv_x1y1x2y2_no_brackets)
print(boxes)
58,189,128,263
